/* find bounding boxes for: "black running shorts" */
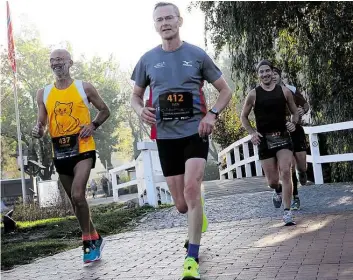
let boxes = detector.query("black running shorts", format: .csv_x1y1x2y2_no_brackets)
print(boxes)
258,131,293,160
290,124,307,153
156,133,209,177
53,150,96,176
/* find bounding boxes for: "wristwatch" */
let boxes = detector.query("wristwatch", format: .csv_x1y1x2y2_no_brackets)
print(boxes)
208,108,219,118
92,121,100,130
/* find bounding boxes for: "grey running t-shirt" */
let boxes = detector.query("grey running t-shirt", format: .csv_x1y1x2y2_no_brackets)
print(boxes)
131,42,222,139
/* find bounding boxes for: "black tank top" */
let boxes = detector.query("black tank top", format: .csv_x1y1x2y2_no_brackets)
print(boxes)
254,84,287,133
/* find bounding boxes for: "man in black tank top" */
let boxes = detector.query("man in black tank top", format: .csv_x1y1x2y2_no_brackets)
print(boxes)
273,67,309,211
241,60,299,226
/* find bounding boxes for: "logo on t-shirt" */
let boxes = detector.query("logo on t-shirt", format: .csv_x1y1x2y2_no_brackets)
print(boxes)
182,60,192,67
154,62,166,68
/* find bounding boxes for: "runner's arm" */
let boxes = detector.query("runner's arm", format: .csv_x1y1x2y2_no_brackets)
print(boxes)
210,76,232,113
283,87,299,124
241,89,257,134
33,88,49,137
36,88,47,127
295,90,310,113
84,82,110,128
131,84,146,116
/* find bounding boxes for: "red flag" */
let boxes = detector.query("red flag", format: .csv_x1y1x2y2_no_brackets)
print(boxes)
7,1,17,73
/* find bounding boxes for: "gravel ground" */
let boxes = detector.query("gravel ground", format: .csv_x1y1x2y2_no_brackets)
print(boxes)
134,181,353,231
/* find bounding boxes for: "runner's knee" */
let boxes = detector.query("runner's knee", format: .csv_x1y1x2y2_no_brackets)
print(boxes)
296,162,307,173
266,174,279,186
279,167,291,180
184,180,201,202
175,202,188,214
71,190,87,207
269,183,280,189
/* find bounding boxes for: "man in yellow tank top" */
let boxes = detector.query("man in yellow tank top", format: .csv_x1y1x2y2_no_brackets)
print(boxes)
31,49,110,264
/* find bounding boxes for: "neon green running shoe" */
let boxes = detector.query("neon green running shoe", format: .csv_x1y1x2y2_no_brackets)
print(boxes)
182,257,200,280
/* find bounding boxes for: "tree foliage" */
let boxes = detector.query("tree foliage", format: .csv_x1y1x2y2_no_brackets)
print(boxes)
205,50,248,151
115,70,149,159
72,55,122,169
196,1,353,182
0,137,20,179
213,96,248,150
1,35,54,179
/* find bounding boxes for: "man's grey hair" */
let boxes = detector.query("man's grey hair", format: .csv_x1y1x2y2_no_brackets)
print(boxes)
154,2,180,17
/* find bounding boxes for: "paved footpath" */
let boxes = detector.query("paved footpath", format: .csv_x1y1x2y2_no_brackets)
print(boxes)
2,179,353,280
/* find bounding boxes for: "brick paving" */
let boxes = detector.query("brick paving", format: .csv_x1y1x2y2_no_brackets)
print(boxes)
2,179,353,280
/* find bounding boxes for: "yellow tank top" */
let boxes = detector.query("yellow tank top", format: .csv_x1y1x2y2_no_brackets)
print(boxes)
44,80,95,155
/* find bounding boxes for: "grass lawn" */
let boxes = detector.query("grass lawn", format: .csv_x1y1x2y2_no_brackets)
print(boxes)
1,203,158,271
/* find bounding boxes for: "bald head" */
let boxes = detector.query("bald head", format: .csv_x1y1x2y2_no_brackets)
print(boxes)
50,49,73,79
50,49,72,60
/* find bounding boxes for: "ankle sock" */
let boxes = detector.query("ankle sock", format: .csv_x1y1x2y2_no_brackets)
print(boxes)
90,231,99,240
187,243,200,260
82,234,91,241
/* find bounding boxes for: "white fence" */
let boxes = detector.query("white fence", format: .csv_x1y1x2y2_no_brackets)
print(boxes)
218,121,353,184
218,135,263,180
109,141,173,207
109,121,352,203
303,121,353,184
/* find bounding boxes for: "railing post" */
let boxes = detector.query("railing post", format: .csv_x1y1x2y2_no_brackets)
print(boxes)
111,172,119,201
160,188,164,204
309,133,324,184
139,146,158,207
218,155,226,180
156,187,161,205
135,159,145,207
253,144,263,176
166,191,173,204
234,147,242,178
242,142,252,177
226,151,234,179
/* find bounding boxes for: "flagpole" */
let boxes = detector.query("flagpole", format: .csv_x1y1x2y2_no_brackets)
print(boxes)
13,73,27,204
7,1,27,204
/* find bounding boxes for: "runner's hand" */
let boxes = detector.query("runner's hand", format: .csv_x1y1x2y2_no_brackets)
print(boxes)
298,107,305,117
286,122,296,132
139,107,156,126
251,132,262,145
79,123,95,138
32,122,44,138
198,112,216,137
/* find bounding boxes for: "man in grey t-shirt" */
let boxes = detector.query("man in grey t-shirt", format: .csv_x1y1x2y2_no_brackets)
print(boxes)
131,3,231,279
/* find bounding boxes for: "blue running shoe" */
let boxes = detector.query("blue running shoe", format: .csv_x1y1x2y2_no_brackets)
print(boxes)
93,235,105,261
83,241,97,264
272,191,282,208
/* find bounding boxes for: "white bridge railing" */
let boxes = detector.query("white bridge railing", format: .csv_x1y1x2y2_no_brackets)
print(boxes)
109,141,173,207
109,121,352,204
218,121,353,184
218,135,263,180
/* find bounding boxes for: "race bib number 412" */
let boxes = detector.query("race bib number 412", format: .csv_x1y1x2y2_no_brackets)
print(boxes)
159,92,194,121
52,134,79,159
